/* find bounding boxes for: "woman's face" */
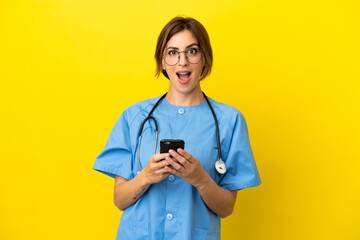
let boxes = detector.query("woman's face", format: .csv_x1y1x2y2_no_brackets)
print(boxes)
162,30,204,96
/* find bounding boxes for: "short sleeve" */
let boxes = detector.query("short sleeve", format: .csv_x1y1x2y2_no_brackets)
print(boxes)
218,112,261,190
93,111,134,180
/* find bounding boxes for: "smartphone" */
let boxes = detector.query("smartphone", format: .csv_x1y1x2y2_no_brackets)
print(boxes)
160,139,185,153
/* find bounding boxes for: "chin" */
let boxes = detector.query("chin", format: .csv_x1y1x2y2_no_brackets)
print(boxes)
175,83,200,95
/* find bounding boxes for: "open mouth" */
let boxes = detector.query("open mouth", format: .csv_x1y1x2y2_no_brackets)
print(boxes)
176,71,191,83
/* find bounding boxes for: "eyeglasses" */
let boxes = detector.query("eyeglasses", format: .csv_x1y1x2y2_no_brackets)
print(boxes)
162,48,203,66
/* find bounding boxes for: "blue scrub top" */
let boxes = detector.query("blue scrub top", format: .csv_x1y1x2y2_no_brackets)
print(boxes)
93,95,261,240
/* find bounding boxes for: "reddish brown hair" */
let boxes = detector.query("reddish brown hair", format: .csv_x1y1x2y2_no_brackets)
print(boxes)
155,17,213,81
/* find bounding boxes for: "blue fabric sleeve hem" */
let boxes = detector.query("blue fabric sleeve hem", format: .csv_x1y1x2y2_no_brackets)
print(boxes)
220,180,261,191
93,164,132,180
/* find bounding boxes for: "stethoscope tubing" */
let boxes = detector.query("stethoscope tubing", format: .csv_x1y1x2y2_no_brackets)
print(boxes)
137,92,226,174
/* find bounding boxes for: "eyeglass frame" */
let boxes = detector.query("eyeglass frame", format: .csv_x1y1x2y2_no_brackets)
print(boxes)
162,48,204,66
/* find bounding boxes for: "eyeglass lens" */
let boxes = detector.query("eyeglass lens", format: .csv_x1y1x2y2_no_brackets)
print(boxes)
164,48,202,65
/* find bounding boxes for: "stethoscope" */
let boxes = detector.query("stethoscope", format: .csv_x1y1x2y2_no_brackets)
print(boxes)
137,92,227,174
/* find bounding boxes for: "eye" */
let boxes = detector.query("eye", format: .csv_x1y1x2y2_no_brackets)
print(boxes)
167,50,177,55
187,48,199,55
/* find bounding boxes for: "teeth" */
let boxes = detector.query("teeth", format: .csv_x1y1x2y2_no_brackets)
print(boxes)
178,72,190,75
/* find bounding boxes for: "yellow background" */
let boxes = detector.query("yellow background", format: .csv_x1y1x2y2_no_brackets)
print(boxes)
1,0,359,239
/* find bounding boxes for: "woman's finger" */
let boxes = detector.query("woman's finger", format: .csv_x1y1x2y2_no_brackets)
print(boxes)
151,153,170,162
155,167,172,175
164,165,180,175
166,156,184,171
169,149,190,166
148,159,171,173
177,149,195,163
157,158,171,168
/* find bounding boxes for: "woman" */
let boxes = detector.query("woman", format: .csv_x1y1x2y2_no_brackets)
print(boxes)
93,16,261,240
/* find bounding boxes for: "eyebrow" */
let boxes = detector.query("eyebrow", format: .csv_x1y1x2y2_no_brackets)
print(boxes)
166,43,199,50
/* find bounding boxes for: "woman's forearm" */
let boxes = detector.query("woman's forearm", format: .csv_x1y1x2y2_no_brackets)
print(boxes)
194,174,237,218
114,171,151,211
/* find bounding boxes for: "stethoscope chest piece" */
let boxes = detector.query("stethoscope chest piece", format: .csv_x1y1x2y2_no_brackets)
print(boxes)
215,159,226,174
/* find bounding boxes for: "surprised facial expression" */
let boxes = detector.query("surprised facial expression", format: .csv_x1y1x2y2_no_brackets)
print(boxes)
162,30,205,96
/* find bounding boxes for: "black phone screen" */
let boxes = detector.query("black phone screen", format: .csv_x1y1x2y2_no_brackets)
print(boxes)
160,139,185,153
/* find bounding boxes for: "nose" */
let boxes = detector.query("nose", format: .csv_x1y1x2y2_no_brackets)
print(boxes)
178,52,188,66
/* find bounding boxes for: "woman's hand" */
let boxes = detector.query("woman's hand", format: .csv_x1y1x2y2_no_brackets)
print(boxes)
142,152,172,184
114,152,171,211
164,148,237,218
164,148,207,188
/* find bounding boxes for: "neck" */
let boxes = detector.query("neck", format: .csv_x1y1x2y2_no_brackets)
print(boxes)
166,86,204,106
